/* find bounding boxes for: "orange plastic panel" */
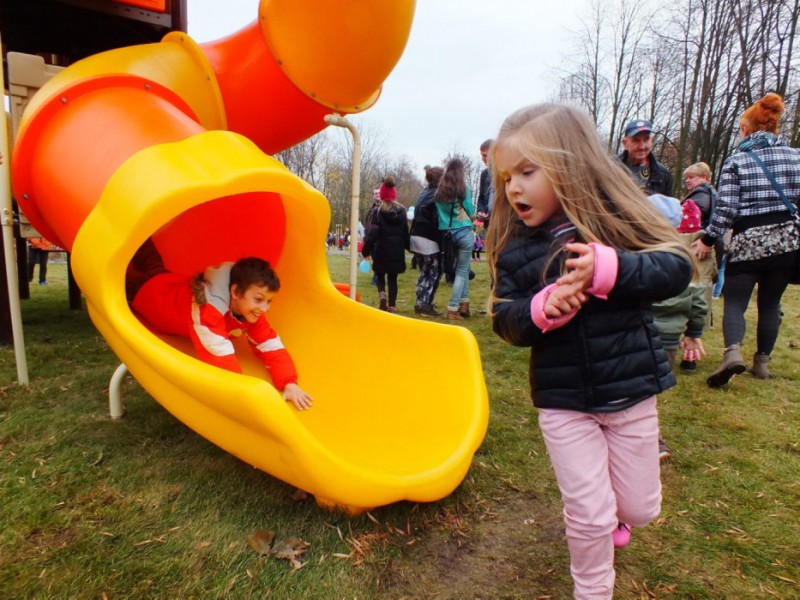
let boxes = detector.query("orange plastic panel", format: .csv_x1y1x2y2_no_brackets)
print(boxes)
110,0,167,12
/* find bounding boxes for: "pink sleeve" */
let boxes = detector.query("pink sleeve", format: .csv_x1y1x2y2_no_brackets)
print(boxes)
585,242,618,299
530,283,579,333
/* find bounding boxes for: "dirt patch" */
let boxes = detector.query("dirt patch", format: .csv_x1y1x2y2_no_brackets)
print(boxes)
376,491,573,599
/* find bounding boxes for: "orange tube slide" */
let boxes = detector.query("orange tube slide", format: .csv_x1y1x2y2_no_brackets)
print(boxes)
14,0,416,247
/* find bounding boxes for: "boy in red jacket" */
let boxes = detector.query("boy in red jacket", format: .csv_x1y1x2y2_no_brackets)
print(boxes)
127,241,312,411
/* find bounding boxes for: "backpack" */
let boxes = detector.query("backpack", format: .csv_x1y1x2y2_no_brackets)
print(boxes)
677,199,702,233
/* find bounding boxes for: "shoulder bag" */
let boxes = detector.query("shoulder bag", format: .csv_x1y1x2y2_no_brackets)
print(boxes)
725,151,800,283
440,200,458,276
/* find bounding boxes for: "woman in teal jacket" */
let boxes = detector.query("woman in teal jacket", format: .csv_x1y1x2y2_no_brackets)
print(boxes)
435,158,475,320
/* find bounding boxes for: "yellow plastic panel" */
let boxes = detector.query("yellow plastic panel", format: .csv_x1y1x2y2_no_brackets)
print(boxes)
71,131,489,513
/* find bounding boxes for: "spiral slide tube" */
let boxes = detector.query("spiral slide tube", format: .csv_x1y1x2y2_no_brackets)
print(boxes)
11,0,489,513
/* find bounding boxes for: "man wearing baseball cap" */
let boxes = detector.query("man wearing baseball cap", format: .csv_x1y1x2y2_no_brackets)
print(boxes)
618,118,673,195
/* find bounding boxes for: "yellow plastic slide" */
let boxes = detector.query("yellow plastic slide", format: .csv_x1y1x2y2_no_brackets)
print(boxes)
11,0,489,513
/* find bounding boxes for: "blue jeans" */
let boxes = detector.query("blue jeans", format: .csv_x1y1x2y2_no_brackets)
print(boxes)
712,255,726,297
448,227,474,310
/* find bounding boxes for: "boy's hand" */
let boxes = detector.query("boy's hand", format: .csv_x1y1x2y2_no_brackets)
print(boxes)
679,336,706,362
283,383,313,411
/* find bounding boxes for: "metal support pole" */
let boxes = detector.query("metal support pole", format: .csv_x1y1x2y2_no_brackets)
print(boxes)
0,31,30,385
109,363,128,419
323,114,362,299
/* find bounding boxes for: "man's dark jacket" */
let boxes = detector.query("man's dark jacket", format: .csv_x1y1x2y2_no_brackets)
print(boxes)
619,151,673,196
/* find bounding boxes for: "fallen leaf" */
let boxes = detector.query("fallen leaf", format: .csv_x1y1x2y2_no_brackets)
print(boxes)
271,536,309,569
247,530,275,555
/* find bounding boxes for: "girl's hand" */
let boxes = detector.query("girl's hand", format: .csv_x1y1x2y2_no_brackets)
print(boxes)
558,242,595,291
543,284,588,318
679,336,706,362
283,383,313,411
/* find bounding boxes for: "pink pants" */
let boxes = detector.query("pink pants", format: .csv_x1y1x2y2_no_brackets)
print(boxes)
538,397,662,600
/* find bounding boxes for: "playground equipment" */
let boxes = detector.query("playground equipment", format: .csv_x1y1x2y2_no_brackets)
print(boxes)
10,0,489,513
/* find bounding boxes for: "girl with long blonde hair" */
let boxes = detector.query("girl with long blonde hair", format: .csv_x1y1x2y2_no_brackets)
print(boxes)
487,103,693,599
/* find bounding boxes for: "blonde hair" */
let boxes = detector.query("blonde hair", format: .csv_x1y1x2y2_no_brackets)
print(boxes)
486,103,692,292
683,161,712,180
379,199,404,211
740,92,784,134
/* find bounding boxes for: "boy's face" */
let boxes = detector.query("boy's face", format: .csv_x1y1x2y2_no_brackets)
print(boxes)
230,283,275,323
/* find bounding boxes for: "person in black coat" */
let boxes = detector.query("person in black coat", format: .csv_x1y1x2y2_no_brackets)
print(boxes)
476,138,494,227
362,176,410,312
488,103,693,598
409,166,444,316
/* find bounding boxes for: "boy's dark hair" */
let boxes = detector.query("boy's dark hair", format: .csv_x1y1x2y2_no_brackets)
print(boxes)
230,257,280,293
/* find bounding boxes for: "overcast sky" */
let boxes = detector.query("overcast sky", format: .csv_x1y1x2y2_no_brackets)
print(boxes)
186,0,585,170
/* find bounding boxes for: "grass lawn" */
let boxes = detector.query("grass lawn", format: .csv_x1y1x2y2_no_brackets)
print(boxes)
1,254,799,599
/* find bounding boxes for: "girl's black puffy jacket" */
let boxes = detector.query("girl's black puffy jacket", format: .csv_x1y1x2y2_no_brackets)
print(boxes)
362,204,410,275
409,185,440,242
492,222,693,413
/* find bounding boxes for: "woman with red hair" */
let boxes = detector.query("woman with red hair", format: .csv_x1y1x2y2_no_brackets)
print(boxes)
693,93,800,387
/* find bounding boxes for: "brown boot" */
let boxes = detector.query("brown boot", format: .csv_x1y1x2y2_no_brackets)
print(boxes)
447,309,464,321
458,300,471,318
751,352,771,379
706,344,747,388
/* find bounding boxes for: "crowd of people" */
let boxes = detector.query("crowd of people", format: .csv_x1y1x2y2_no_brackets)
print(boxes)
357,139,500,320
350,92,800,599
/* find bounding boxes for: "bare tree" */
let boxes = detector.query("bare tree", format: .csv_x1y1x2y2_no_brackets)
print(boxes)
605,0,654,149
557,0,609,125
559,0,799,192
274,130,331,189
